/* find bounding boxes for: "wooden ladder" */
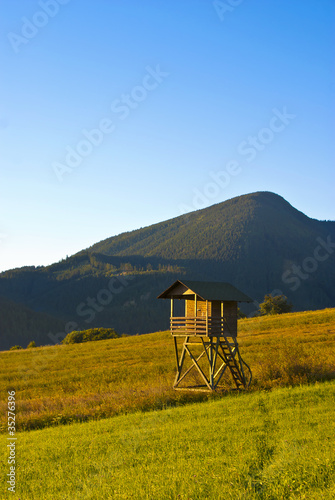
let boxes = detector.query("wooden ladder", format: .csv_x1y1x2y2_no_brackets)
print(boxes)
219,337,246,389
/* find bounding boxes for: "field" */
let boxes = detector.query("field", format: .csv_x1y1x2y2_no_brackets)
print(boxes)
1,381,335,499
0,309,335,499
0,308,334,432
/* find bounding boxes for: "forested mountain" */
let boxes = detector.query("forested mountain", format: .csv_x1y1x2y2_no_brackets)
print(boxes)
0,297,65,350
0,191,334,350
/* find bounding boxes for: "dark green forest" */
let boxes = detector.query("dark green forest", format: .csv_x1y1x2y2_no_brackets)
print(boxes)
0,191,334,350
0,296,65,350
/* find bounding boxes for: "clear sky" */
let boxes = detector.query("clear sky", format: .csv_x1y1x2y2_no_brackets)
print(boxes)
0,0,334,272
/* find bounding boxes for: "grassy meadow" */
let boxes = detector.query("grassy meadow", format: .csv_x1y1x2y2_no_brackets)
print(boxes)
0,308,334,432
1,381,335,499
0,308,335,499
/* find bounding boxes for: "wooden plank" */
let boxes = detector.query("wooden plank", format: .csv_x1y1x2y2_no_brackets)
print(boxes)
174,387,214,393
173,336,189,387
214,361,228,383
212,337,220,377
220,337,245,389
206,300,208,336
173,336,181,387
175,347,209,386
209,338,214,388
201,337,211,364
184,345,212,390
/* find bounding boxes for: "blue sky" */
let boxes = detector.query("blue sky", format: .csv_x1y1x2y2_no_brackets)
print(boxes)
0,0,334,272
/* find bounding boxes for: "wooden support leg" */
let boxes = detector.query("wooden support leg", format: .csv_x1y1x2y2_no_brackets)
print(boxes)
184,344,212,390
172,335,248,391
173,336,189,388
175,346,209,387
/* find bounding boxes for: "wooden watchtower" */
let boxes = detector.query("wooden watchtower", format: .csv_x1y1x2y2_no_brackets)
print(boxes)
158,280,253,391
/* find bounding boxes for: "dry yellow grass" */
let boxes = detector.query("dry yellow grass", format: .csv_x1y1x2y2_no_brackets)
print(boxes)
0,308,334,431
238,308,335,388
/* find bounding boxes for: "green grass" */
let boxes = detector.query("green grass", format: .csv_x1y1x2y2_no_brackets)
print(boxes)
0,309,334,498
1,381,334,499
0,308,334,432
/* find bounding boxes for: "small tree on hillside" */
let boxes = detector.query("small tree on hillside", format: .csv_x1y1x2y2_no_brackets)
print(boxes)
259,294,292,316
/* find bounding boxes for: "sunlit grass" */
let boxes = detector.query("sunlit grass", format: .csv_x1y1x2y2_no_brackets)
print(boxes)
238,308,335,390
0,381,334,499
0,308,334,432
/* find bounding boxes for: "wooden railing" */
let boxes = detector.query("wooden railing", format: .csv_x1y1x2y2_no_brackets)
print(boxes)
170,316,234,337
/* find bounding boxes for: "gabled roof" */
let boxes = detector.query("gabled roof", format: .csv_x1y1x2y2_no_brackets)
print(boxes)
157,280,253,302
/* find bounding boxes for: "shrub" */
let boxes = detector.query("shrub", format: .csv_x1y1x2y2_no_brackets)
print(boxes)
259,294,292,316
62,328,119,345
10,345,23,350
27,341,37,348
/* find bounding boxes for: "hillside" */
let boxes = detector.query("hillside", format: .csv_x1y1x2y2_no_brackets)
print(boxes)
0,308,334,432
0,191,334,348
0,297,65,350
1,382,334,499
1,307,334,499
91,190,325,261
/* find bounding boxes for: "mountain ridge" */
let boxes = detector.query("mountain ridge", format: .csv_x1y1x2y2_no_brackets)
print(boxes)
90,191,327,252
0,191,334,349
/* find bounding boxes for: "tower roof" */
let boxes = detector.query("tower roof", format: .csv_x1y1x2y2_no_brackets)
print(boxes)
157,280,253,302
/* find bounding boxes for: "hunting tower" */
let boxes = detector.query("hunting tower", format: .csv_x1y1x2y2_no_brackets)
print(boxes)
158,280,253,391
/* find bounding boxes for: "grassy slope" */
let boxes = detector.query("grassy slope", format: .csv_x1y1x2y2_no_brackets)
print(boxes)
1,382,334,499
0,308,334,432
